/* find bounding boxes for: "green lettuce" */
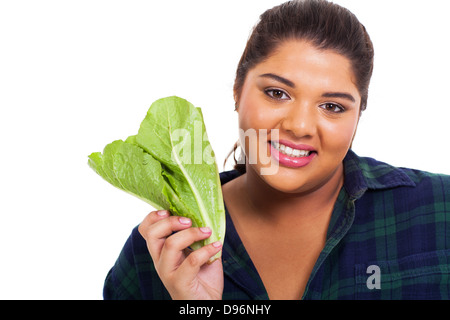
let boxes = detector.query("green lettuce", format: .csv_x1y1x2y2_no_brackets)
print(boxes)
88,96,225,261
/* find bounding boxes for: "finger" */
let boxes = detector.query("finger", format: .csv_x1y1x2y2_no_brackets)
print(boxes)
138,210,170,238
145,216,193,262
158,227,213,272
175,241,223,284
139,212,192,262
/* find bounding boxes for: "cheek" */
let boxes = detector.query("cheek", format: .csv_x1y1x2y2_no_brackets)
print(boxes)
238,83,282,131
320,117,358,151
239,105,279,138
238,104,282,166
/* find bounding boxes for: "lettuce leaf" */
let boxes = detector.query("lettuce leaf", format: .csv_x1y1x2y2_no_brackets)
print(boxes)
88,96,225,261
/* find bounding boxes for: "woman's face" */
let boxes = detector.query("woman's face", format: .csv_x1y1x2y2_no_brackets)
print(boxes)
237,40,361,194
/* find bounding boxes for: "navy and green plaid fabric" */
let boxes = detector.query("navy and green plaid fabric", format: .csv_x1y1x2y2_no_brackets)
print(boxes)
103,149,450,300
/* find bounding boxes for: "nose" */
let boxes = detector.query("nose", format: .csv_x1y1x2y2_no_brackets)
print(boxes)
280,101,317,138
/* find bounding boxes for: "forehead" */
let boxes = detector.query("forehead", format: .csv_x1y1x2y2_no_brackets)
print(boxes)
250,40,358,93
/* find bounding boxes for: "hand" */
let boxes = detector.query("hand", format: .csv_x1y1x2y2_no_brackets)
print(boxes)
138,210,224,300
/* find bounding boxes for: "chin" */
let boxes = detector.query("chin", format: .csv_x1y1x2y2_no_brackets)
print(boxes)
270,175,316,195
250,163,317,194
249,157,344,196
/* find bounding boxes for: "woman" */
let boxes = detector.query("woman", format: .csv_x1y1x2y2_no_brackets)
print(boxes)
104,0,450,300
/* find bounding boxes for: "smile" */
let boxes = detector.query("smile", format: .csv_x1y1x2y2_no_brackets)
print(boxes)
271,141,312,158
269,140,317,169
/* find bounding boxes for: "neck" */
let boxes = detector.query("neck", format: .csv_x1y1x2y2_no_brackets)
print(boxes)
242,163,344,223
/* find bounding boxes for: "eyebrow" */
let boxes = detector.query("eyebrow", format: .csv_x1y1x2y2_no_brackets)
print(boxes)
321,92,356,103
259,73,356,103
259,73,296,88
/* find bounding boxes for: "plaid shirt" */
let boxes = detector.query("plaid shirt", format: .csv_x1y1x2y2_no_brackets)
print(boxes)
103,150,450,300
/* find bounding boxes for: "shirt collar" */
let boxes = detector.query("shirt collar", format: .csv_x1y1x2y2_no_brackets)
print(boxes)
343,149,416,200
220,149,417,201
218,151,417,299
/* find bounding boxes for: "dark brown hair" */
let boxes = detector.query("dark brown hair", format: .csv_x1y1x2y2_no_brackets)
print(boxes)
227,0,374,173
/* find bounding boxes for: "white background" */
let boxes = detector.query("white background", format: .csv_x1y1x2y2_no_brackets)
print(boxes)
0,0,449,299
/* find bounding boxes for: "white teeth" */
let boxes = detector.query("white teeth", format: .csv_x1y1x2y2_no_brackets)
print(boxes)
271,141,312,158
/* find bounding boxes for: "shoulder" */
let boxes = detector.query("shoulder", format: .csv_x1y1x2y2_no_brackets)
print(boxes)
346,152,450,260
348,151,450,239
220,170,243,185
103,171,243,300
400,165,450,190
345,151,450,234
345,150,450,196
103,226,170,300
366,155,449,195
392,167,450,216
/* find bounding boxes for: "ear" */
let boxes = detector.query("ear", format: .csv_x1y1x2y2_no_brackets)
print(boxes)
233,85,245,112
349,114,361,149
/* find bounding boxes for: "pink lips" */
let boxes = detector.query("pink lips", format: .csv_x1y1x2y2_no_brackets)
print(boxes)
269,140,317,168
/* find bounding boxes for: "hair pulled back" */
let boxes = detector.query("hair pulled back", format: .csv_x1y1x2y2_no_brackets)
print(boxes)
228,0,374,173
234,0,374,111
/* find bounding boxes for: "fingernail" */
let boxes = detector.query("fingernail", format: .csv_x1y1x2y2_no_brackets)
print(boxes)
157,210,168,216
212,241,222,248
178,217,191,225
200,227,211,234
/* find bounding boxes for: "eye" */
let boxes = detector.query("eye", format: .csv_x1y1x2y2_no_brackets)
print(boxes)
264,88,290,101
319,103,345,113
